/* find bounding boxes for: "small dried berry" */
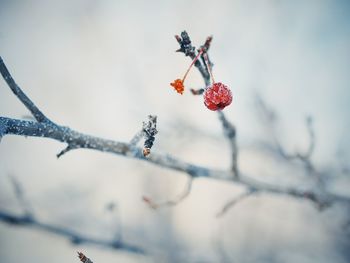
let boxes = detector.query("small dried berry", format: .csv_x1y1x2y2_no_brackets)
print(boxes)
170,79,184,94
204,82,232,111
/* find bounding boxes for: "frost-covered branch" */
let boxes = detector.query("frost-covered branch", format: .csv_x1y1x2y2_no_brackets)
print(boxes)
175,31,210,86
130,115,158,156
0,57,52,124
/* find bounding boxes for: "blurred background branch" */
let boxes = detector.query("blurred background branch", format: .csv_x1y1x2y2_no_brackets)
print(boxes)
0,175,145,254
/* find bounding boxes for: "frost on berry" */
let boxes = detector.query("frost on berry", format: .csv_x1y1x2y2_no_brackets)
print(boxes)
204,82,232,111
170,79,184,94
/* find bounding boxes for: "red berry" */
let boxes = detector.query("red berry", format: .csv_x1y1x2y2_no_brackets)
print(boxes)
204,82,232,111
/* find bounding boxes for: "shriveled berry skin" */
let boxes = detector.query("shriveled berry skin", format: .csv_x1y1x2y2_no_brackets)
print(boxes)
170,79,185,94
204,82,232,111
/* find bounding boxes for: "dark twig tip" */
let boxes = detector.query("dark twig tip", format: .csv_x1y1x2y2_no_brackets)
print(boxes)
57,144,75,158
77,252,93,263
190,88,205,95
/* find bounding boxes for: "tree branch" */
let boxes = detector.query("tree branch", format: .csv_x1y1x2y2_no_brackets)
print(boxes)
142,177,193,209
0,57,52,124
129,115,158,157
255,95,316,170
0,210,145,254
0,176,145,254
217,111,238,178
7,174,34,217
78,252,94,263
216,188,257,217
175,31,210,86
254,94,327,194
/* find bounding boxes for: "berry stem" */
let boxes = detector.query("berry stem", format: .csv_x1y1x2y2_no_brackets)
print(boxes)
203,52,215,84
182,49,204,83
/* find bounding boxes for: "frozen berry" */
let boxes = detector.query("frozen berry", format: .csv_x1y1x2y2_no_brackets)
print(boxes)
204,82,232,111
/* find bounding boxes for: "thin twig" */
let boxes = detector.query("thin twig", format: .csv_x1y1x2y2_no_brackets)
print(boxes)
0,210,145,254
57,144,77,158
78,252,94,263
143,177,193,209
8,174,34,217
216,189,257,217
175,31,210,86
0,57,52,124
217,111,238,178
0,178,145,254
254,95,329,192
129,115,158,157
190,88,205,95
255,95,316,173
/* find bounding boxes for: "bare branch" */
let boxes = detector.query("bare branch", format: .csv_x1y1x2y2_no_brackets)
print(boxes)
105,202,123,244
0,210,145,254
143,177,193,209
8,174,34,217
0,177,145,254
0,57,52,124
217,111,238,178
175,31,210,86
216,189,257,217
255,95,316,173
199,35,214,82
200,35,213,53
57,144,77,158
142,115,158,157
0,116,224,179
130,115,158,157
190,88,205,95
